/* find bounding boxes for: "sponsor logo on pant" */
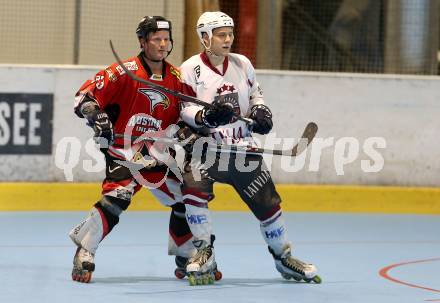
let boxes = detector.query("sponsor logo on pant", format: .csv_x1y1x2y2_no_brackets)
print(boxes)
265,226,284,239
186,214,207,224
243,170,271,199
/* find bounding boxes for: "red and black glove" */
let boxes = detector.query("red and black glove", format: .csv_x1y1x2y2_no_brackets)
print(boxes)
91,110,114,147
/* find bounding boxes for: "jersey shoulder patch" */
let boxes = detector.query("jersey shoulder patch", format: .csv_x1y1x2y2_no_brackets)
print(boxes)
169,64,181,81
105,67,118,82
112,56,139,77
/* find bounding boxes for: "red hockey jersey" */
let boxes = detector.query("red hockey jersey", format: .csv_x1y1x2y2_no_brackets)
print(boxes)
74,54,181,160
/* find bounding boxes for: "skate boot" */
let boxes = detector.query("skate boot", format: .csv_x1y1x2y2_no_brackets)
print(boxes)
268,246,321,283
186,237,222,286
71,247,95,283
174,255,223,281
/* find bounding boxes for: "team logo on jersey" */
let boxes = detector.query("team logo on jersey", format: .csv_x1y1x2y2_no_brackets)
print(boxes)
115,113,183,190
214,83,240,122
138,88,170,111
216,83,236,94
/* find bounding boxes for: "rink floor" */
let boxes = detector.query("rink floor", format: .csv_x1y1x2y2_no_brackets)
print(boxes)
0,211,439,303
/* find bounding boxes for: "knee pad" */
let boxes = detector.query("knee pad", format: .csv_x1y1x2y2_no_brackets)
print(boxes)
94,195,131,231
98,195,130,214
250,198,282,221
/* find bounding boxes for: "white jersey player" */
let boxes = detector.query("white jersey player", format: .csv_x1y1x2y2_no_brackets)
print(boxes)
177,11,321,285
180,50,263,144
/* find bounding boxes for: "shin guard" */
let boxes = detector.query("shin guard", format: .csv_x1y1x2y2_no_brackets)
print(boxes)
260,210,290,256
69,207,109,254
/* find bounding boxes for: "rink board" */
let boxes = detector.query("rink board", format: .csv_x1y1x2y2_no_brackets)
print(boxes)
1,183,439,214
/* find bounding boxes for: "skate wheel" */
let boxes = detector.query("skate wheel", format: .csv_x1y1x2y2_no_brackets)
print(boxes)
82,272,92,283
188,274,197,286
72,272,92,283
304,278,312,283
281,273,291,280
292,276,302,282
174,268,186,279
188,272,217,286
214,270,222,281
202,276,210,285
312,275,322,284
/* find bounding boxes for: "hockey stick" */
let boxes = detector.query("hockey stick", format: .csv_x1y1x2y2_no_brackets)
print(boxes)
245,121,317,156
113,122,317,157
109,40,253,125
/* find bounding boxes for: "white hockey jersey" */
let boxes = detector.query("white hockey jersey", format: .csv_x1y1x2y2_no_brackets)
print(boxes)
180,52,264,144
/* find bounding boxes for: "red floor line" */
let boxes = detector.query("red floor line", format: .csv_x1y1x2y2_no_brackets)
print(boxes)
379,258,440,293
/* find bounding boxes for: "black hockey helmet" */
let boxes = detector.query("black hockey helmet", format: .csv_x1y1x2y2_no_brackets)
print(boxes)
136,16,173,55
136,16,173,40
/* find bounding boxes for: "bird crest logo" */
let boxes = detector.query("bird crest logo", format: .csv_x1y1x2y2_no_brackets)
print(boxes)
138,88,170,111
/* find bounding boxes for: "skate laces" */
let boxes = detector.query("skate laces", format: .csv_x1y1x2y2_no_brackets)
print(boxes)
78,248,94,263
281,253,308,275
190,245,212,265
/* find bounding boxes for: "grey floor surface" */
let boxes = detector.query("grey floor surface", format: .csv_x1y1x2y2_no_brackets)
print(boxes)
0,211,439,303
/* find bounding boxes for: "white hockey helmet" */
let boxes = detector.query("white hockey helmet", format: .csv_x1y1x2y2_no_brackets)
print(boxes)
196,11,234,43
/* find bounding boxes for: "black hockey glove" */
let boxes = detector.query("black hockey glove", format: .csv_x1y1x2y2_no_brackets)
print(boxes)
91,110,114,147
199,103,235,128
249,104,273,135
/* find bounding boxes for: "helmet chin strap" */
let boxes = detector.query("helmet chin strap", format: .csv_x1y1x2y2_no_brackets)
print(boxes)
203,38,223,59
206,49,222,59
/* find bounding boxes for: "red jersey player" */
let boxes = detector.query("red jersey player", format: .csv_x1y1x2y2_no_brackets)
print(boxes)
69,16,196,283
